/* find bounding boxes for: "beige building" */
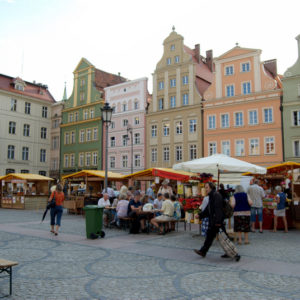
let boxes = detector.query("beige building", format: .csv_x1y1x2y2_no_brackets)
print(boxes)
146,29,213,168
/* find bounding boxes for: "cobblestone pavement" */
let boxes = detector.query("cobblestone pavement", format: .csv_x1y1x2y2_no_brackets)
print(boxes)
0,209,300,299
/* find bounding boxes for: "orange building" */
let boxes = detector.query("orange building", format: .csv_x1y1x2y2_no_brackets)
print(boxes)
203,45,283,167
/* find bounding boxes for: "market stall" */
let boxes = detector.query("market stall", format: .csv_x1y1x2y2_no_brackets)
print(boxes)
0,173,54,210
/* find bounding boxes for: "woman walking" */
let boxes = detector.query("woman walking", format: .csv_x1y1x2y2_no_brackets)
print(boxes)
273,185,288,233
231,185,252,245
48,184,65,236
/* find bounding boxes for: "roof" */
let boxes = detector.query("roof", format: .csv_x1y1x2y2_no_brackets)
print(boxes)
94,69,127,93
0,173,54,181
0,74,56,103
62,170,125,180
243,162,300,176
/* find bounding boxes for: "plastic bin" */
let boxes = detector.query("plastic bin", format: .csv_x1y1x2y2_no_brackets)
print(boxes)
83,205,105,239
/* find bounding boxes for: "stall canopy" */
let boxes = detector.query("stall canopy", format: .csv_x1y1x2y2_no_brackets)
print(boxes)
123,168,195,182
243,162,300,176
62,170,125,181
0,173,54,181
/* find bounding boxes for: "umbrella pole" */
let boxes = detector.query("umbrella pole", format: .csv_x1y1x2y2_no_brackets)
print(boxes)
217,169,220,190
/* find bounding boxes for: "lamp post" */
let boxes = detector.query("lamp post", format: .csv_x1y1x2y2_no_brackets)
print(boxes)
127,124,133,174
101,102,113,193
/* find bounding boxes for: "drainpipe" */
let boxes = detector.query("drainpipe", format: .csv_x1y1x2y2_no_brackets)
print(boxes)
280,95,285,162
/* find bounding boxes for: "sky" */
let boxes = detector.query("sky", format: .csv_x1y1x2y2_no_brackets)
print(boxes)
0,0,299,101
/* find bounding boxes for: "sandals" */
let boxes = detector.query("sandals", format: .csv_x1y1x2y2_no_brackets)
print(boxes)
50,230,55,234
54,232,58,236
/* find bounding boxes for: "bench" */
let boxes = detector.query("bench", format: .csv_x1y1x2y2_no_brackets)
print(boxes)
0,259,18,296
118,217,134,231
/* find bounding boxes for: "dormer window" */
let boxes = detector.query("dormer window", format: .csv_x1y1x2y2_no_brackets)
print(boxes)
13,78,26,91
15,84,24,91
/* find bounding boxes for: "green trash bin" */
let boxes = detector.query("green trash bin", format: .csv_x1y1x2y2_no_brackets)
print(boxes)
83,205,105,239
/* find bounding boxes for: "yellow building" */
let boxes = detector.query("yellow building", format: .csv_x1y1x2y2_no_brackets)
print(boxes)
146,28,213,168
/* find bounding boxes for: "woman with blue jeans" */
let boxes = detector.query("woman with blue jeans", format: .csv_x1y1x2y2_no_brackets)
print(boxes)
49,184,65,236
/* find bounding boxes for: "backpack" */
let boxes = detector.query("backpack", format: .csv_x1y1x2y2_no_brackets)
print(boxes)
173,202,181,220
223,199,233,219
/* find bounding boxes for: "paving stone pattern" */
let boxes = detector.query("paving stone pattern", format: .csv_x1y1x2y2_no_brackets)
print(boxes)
0,209,299,299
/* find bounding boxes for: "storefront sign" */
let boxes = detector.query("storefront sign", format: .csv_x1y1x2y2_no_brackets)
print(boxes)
177,184,184,195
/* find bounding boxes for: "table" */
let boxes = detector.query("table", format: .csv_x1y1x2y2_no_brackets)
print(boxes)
0,259,18,296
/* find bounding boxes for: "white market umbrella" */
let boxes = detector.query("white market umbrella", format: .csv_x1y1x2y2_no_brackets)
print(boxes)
173,154,266,187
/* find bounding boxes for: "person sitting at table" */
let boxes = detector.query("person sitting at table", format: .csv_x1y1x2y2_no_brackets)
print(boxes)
150,193,175,234
273,185,288,233
158,180,173,196
102,184,115,204
114,193,129,227
98,193,111,228
127,191,147,234
153,193,163,216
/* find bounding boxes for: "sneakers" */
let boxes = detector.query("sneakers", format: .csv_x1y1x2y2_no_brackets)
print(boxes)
194,249,206,257
221,254,230,258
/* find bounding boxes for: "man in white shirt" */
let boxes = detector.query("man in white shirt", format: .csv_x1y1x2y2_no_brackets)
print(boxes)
102,186,115,203
98,193,111,227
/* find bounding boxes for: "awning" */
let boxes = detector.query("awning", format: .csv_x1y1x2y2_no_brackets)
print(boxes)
123,168,195,182
0,173,54,181
62,170,125,181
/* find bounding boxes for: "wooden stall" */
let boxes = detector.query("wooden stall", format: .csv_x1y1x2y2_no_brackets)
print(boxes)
0,173,54,210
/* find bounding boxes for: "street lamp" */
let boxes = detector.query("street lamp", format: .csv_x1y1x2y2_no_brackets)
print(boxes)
101,102,113,193
127,124,133,174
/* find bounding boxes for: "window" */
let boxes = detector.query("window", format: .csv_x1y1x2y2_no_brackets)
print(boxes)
249,138,259,155
134,133,140,144
134,154,141,167
222,141,230,156
226,85,234,97
189,119,197,133
9,121,16,134
170,44,175,51
51,159,58,171
110,137,116,147
175,56,180,63
22,147,29,161
75,112,79,122
11,99,17,111
176,121,183,134
249,110,258,125
265,137,275,154
158,98,164,110
40,149,46,162
122,103,127,112
21,170,29,173
79,153,84,167
241,62,250,72
263,108,273,123
122,135,128,146
151,125,157,137
84,109,88,120
182,76,188,85
112,106,116,114
221,114,229,128
86,129,92,141
53,119,59,128
65,132,70,145
235,112,243,127
110,156,116,168
79,130,85,143
68,113,73,122
175,146,182,161
80,78,85,87
90,108,95,119
163,123,170,136
134,102,139,110
25,102,31,114
86,153,91,166
293,110,300,126
41,127,47,139
123,119,128,127
70,154,75,167
170,96,176,108
122,155,128,168
170,79,176,88
163,147,169,162
93,128,98,140
111,121,115,129
208,142,217,155
158,81,164,90
182,94,188,105
7,145,15,159
39,171,46,176
190,144,197,160
80,92,85,101
242,82,251,95
71,131,75,144
235,140,244,156
42,106,48,118
23,124,30,136
225,66,234,75
6,168,15,174
294,140,300,157
208,115,216,129
52,136,59,150
167,58,171,65
134,117,139,125
151,148,157,162
92,152,98,165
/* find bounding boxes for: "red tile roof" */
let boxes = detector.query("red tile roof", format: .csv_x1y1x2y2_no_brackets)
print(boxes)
0,74,56,103
94,69,127,92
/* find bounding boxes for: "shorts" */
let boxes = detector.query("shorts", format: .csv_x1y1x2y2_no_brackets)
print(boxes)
155,215,174,222
250,207,263,222
274,209,286,217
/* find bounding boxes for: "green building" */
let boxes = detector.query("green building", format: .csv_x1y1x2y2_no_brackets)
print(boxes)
60,58,126,176
282,35,300,162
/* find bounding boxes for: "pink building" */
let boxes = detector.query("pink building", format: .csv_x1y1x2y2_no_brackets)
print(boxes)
104,78,149,176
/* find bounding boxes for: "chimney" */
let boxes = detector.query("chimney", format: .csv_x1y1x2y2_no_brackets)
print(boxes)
264,59,277,77
296,34,300,58
194,44,200,63
206,50,213,72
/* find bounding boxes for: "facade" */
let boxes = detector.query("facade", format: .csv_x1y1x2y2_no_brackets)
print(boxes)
282,34,300,163
104,78,149,174
0,74,56,175
203,46,283,167
146,29,213,168
60,58,126,176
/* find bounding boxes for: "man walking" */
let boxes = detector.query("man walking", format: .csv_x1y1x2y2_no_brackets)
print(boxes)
247,179,265,233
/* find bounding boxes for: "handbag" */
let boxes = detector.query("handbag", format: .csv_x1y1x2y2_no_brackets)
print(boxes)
48,192,56,209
